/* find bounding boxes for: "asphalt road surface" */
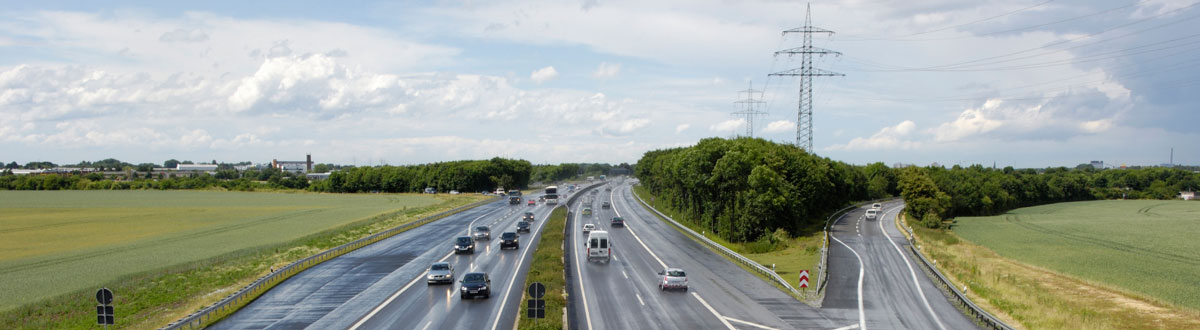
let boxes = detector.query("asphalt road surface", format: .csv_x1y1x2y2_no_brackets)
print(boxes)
567,181,841,330
209,192,564,330
824,200,980,330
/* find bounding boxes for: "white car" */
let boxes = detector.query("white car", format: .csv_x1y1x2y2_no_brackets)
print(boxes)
658,268,688,291
872,203,882,210
865,209,878,220
582,223,596,234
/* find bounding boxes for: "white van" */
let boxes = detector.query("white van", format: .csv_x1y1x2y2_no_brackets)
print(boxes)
872,203,882,210
585,230,611,262
865,209,878,220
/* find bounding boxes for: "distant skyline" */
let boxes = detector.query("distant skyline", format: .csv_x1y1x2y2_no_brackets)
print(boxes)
2,0,1197,168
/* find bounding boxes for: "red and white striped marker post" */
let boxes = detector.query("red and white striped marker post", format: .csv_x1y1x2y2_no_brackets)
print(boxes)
799,269,810,288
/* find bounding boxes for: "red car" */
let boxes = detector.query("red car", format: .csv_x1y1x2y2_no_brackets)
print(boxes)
527,199,536,206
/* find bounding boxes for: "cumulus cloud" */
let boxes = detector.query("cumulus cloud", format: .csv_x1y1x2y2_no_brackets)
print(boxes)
592,62,621,79
530,66,559,84
709,118,745,132
763,120,793,133
826,120,920,151
675,124,690,133
931,93,1120,143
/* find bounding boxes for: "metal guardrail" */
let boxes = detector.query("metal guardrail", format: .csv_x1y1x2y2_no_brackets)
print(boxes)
895,207,1015,330
630,189,808,299
159,196,499,330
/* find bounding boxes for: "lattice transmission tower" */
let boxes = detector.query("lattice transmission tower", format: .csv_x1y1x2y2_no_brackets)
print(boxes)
732,81,766,137
769,3,843,153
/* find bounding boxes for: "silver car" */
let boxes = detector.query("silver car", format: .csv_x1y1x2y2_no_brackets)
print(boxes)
658,268,688,291
426,262,454,284
473,225,491,240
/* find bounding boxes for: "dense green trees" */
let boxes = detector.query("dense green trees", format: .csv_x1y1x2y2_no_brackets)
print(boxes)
636,138,879,243
309,157,532,193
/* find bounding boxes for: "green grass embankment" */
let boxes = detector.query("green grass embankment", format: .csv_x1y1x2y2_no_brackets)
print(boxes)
0,191,490,330
629,185,823,300
907,201,1200,329
517,206,568,330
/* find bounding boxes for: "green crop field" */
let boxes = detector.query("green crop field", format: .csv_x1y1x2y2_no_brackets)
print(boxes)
953,200,1200,310
0,190,443,312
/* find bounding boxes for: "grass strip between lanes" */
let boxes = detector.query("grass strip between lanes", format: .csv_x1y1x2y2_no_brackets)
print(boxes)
516,206,567,330
630,185,823,303
903,213,1200,330
0,194,491,330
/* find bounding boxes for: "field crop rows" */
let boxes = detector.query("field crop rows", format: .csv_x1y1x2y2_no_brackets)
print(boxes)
0,190,443,312
952,200,1200,310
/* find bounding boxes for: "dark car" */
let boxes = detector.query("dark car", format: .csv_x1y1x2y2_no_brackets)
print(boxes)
601,201,611,209
522,211,535,222
516,221,531,233
454,236,475,254
611,216,624,227
605,187,612,192
499,232,519,250
459,272,491,299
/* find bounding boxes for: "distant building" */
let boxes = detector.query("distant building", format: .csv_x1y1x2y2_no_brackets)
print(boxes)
306,172,331,180
273,154,313,174
1090,160,1104,169
176,164,218,172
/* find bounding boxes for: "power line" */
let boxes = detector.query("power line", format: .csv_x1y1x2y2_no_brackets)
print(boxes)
731,81,766,137
769,3,843,153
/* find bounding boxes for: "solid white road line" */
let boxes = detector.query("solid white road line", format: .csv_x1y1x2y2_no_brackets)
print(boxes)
878,205,947,330
572,200,594,330
611,187,667,269
725,316,779,330
490,203,554,330
832,324,861,330
831,232,867,330
691,292,736,330
621,270,629,279
421,321,433,330
635,292,645,306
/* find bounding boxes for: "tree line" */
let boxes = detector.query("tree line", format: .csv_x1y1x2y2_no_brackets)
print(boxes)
635,138,896,244
308,158,532,193
898,164,1200,228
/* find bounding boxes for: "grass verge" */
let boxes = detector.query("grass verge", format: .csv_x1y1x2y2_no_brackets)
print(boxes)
905,213,1200,330
0,194,491,330
517,206,567,330
629,185,823,301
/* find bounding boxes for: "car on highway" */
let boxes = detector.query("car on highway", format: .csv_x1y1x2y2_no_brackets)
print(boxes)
582,223,595,234
454,236,475,254
516,221,531,233
658,268,688,291
449,190,460,195
499,232,519,250
426,262,454,284
610,216,624,227
523,212,535,221
528,199,536,206
591,189,598,195
473,225,491,240
865,209,878,220
459,272,491,299
605,187,611,192
583,207,592,216
601,201,611,209
872,202,882,210
585,230,611,262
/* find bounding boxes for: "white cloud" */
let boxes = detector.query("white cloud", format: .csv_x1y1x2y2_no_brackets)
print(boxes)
158,28,209,43
709,118,745,132
592,62,621,79
530,66,559,84
675,124,690,133
826,120,920,151
763,120,794,133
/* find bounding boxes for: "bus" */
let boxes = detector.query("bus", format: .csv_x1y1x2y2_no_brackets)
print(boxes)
544,185,559,205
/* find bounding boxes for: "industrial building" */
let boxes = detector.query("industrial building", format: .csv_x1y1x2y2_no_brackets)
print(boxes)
272,155,313,174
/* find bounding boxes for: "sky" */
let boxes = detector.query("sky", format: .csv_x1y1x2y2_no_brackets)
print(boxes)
1,0,1197,168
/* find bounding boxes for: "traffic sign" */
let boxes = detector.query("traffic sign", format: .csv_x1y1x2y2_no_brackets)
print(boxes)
528,282,546,299
799,270,810,288
96,288,113,305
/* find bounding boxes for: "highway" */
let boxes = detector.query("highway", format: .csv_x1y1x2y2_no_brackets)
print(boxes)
567,180,841,330
824,201,980,329
209,192,566,330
